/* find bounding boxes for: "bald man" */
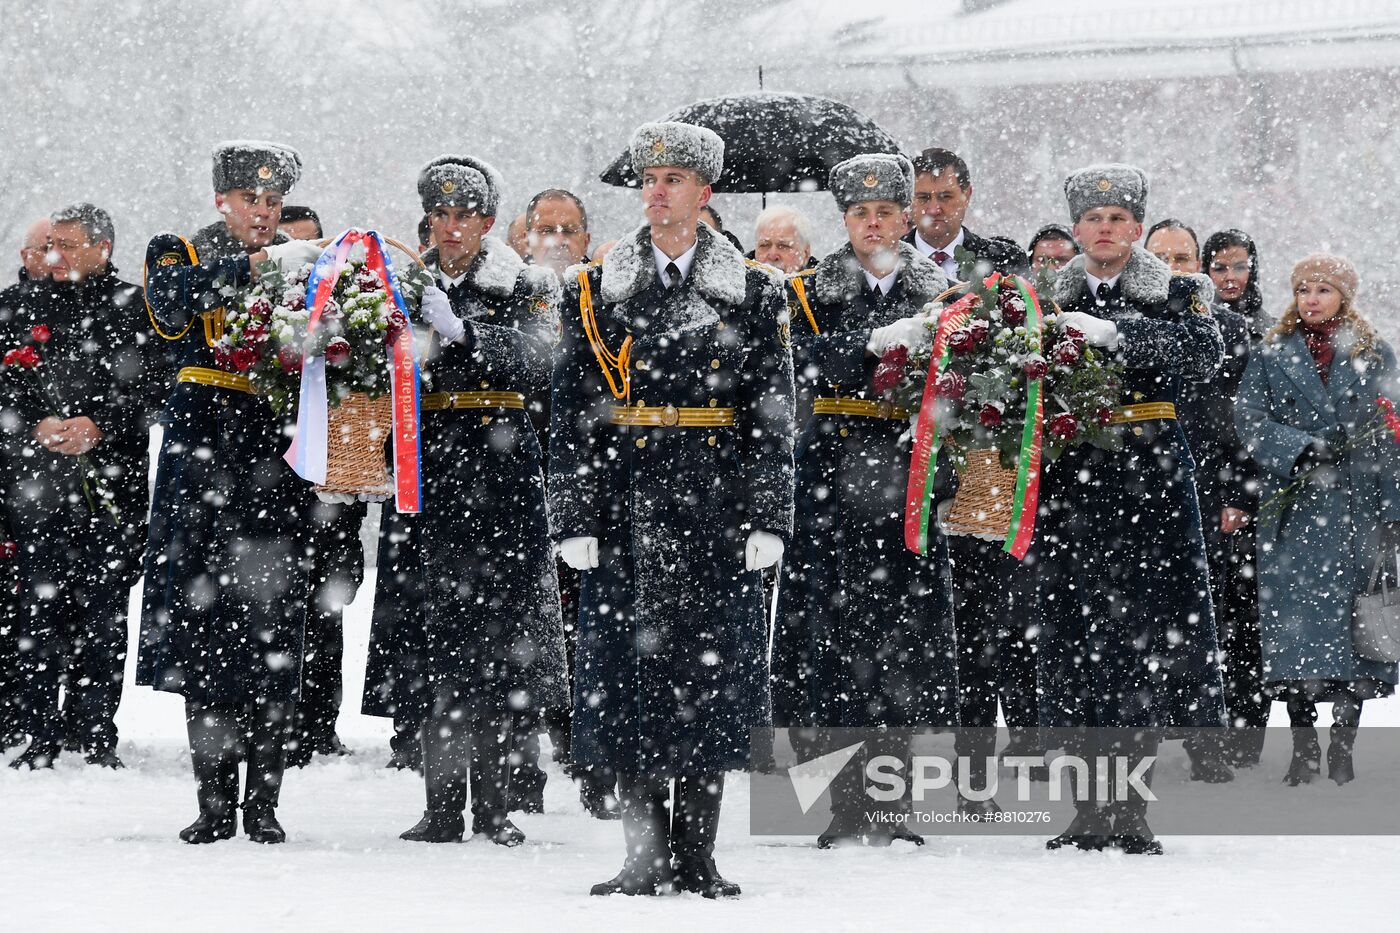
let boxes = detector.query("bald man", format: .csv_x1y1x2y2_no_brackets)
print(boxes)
18,218,50,282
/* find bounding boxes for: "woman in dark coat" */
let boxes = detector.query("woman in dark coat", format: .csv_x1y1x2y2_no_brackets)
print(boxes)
1235,254,1400,786
774,153,958,848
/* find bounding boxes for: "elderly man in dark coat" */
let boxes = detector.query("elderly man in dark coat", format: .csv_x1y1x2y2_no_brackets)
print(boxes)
1,203,165,770
138,141,323,844
774,153,959,847
551,122,794,898
370,154,568,848
1035,164,1227,855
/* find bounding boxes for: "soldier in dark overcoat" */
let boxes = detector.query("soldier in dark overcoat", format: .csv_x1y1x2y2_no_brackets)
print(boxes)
1035,164,1227,855
375,155,567,848
138,141,323,844
550,122,794,897
770,153,958,847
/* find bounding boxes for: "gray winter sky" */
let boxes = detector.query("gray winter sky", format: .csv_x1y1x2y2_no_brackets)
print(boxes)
3,0,1398,318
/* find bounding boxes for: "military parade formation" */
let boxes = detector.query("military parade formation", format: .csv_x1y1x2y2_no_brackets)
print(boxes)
3,115,1398,897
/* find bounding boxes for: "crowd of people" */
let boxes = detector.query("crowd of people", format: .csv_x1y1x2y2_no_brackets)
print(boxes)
1,122,1396,896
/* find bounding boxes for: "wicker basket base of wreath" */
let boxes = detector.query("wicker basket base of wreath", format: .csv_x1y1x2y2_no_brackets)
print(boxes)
314,391,393,499
943,447,1015,540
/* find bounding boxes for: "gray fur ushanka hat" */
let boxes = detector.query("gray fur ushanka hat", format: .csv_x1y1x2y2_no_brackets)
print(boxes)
1064,163,1149,222
629,122,725,184
212,140,302,193
418,154,504,216
829,153,915,211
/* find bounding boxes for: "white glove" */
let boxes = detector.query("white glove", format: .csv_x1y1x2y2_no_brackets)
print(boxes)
1059,311,1119,350
745,530,784,571
867,315,931,355
420,285,466,344
935,499,953,531
560,535,599,570
263,239,324,272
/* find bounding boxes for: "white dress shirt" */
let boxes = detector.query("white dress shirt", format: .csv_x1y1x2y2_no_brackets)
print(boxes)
915,227,965,280
653,240,698,287
863,268,898,296
1085,269,1123,299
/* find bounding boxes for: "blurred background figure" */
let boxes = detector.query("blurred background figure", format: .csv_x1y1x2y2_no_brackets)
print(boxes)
1026,223,1079,273
16,218,51,284
506,212,529,258
278,205,323,241
525,188,591,278
751,205,814,273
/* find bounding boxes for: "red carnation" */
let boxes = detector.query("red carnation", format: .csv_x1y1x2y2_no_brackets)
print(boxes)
0,541,16,560
320,298,342,320
355,269,383,293
248,297,273,321
934,370,966,400
1096,407,1115,426
3,346,41,368
873,344,910,395
1052,341,1083,366
1049,413,1080,439
230,347,258,372
286,292,306,313
30,324,51,344
325,338,352,367
1021,356,1048,380
979,404,1003,427
243,322,268,344
277,346,303,374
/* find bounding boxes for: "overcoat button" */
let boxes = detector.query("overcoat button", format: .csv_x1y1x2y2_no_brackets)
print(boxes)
636,437,647,448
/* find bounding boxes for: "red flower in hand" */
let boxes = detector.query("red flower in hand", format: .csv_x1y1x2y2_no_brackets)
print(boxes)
1048,412,1080,439
934,370,966,400
325,338,352,367
979,404,1003,427
3,346,41,368
872,344,909,395
30,325,51,344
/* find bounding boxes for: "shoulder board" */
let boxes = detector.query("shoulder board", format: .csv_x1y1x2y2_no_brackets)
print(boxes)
790,267,817,279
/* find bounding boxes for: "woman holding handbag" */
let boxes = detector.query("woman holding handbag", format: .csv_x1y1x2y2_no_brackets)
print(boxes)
1235,254,1400,786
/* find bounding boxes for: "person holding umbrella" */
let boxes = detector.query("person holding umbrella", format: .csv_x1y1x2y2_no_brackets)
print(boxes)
772,153,959,847
551,121,794,897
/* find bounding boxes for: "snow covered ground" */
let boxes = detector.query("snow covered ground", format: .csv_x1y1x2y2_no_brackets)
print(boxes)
3,561,1399,932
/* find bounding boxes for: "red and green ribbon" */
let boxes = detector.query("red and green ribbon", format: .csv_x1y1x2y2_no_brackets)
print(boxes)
1002,277,1044,560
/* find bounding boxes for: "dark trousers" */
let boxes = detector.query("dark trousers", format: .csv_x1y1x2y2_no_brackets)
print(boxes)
422,694,512,824
186,699,294,815
293,500,365,753
17,561,129,753
948,537,1038,787
1208,522,1269,759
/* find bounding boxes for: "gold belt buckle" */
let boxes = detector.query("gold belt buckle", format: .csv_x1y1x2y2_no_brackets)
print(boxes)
661,404,680,427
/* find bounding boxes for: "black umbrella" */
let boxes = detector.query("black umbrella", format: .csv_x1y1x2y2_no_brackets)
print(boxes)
599,92,901,194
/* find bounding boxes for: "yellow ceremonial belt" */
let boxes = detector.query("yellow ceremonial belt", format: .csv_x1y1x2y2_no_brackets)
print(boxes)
1110,402,1177,425
421,391,526,412
608,404,736,428
177,366,253,394
812,397,909,420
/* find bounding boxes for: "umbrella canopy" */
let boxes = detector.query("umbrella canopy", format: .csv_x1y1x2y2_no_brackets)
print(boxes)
599,92,902,194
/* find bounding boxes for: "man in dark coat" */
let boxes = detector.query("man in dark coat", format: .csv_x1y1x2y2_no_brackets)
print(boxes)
0,203,164,769
1147,220,1268,778
773,153,959,846
370,154,567,849
138,141,323,844
1036,164,1227,855
550,122,794,897
904,147,1025,281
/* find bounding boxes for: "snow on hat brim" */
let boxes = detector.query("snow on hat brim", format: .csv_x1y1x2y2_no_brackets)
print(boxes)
829,153,915,211
1064,163,1149,222
418,154,504,216
212,140,302,193
629,122,724,184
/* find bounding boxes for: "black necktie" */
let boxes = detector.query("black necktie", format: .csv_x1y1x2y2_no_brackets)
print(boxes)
1095,282,1114,304
665,261,681,290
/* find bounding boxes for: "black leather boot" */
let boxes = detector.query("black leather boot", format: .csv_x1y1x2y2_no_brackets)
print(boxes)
401,713,468,843
179,704,238,844
591,773,676,896
1046,744,1110,852
8,740,60,770
385,720,423,772
470,720,525,846
672,773,740,898
242,701,292,844
816,755,870,849
1106,736,1163,855
1327,697,1361,786
578,766,621,820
